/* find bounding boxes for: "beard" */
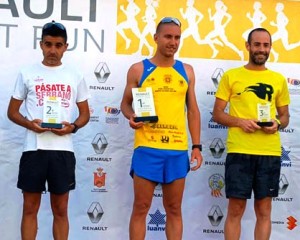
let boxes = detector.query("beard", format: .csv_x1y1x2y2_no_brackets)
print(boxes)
250,51,269,65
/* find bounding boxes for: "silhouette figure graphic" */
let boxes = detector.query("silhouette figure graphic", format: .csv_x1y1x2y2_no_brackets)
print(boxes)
204,0,244,60
178,0,223,56
270,2,300,62
117,0,141,50
242,1,267,41
136,0,159,55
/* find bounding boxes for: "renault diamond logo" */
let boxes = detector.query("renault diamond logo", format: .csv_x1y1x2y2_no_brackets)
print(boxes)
279,174,289,195
211,68,224,88
208,205,223,226
209,138,225,158
87,202,104,223
91,133,108,154
94,62,110,83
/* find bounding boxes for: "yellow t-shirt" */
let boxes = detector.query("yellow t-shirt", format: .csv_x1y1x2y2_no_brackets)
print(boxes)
134,59,189,150
215,66,290,156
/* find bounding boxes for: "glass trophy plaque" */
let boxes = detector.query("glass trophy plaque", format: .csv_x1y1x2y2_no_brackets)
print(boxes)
257,103,273,127
132,87,158,123
41,96,63,129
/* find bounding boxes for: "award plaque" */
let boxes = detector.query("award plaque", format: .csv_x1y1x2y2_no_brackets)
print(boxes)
132,87,158,123
41,96,63,129
257,103,273,127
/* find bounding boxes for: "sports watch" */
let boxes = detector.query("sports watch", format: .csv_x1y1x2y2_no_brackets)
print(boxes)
275,119,281,130
71,123,79,133
192,144,202,151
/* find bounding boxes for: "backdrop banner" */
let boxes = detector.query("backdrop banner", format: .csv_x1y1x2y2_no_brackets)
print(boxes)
0,0,299,239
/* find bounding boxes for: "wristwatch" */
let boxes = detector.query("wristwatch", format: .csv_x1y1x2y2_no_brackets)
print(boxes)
192,144,202,151
71,123,79,134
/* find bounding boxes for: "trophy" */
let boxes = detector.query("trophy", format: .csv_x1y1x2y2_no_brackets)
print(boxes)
132,87,158,123
41,96,63,129
257,103,273,127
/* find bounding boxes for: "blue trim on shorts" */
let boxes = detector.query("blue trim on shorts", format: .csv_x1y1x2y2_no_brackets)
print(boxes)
131,147,190,184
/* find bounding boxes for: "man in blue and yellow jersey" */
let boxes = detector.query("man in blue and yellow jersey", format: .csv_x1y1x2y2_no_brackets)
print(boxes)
121,17,203,240
213,28,290,240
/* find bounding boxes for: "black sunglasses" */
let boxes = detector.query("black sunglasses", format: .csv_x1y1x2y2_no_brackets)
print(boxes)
159,17,181,27
43,20,66,31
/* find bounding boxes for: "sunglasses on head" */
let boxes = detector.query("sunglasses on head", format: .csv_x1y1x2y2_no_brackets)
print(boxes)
43,20,65,31
159,17,181,27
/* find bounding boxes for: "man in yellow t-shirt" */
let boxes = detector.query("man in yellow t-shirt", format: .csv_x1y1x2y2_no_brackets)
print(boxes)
213,28,290,240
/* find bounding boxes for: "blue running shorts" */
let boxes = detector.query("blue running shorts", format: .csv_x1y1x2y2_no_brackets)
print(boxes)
130,147,190,184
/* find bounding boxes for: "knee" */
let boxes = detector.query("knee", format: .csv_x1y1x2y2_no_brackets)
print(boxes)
163,201,182,217
228,204,245,218
51,203,68,218
255,206,271,220
23,202,40,216
132,200,152,215
254,200,272,220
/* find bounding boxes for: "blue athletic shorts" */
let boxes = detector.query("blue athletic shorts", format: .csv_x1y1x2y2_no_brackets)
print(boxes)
17,150,76,194
225,153,281,199
130,147,190,184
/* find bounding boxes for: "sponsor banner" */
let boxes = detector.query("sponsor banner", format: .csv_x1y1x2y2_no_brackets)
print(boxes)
0,1,300,239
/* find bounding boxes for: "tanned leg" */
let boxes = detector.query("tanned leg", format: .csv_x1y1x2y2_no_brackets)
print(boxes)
224,198,247,240
162,178,185,240
129,175,156,240
50,192,69,240
254,197,272,240
21,192,42,240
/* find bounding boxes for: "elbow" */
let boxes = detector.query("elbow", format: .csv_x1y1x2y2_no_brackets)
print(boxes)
212,110,220,124
85,112,91,124
187,108,200,120
120,103,126,117
212,111,225,125
7,110,14,122
120,100,132,119
7,111,11,121
213,117,220,125
282,117,290,129
120,102,125,114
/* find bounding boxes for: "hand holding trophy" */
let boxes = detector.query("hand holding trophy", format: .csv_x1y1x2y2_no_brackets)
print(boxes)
41,96,63,129
257,103,273,127
132,87,158,123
